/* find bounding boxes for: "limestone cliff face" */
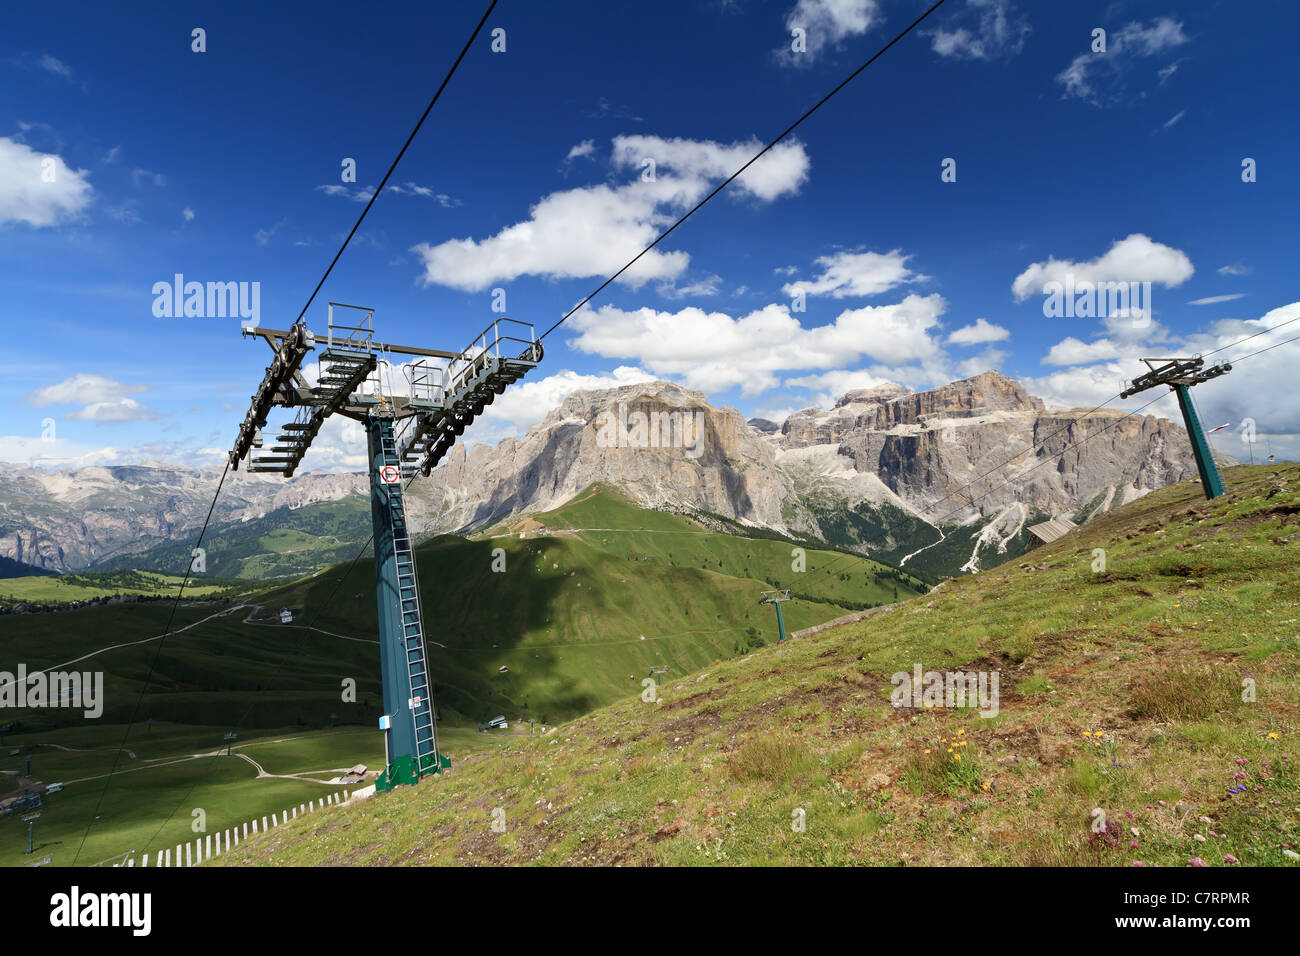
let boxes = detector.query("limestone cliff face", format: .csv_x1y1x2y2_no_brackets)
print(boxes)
808,372,1200,521
408,382,794,531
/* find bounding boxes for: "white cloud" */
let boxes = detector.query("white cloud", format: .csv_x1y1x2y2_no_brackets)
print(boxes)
565,139,596,162
781,249,926,299
39,53,73,78
1011,234,1194,302
316,182,459,207
1217,262,1251,277
1162,109,1186,129
565,293,949,396
947,317,1009,345
956,348,1008,377
182,206,195,222
783,368,899,408
25,374,159,425
255,218,287,245
1188,294,1245,306
27,374,145,407
67,397,161,424
1041,336,1122,366
131,168,165,187
412,135,809,292
778,0,880,65
0,136,93,227
1057,17,1190,104
929,0,1030,61
660,274,722,299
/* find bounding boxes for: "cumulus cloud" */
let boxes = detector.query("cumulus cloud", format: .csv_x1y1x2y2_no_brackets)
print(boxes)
0,136,93,227
1057,17,1189,104
564,292,949,396
411,135,809,292
67,398,161,424
947,317,1009,346
778,0,880,65
25,374,159,425
783,368,903,408
955,348,1008,378
1011,234,1194,303
929,0,1030,61
26,374,145,408
781,249,926,299
1041,336,1122,366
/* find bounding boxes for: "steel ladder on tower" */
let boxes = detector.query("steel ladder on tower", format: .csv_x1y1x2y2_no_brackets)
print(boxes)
376,422,441,775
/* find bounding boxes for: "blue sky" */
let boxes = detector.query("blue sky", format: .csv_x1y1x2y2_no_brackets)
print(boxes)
3,0,1298,471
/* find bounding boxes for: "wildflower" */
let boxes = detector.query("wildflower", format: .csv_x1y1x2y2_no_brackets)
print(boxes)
1082,731,1092,737
954,754,962,761
1131,860,1148,867
1188,857,1208,867
1223,854,1239,864
924,749,931,754
1267,732,1279,740
957,729,965,736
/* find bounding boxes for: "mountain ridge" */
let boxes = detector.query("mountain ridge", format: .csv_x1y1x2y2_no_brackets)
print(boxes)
0,372,1212,578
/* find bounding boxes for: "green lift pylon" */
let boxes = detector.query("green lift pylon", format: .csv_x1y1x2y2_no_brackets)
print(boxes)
1121,357,1232,500
759,589,791,641
229,304,542,791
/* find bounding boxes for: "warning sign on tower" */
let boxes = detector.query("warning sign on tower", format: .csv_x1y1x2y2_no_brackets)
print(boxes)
379,464,400,483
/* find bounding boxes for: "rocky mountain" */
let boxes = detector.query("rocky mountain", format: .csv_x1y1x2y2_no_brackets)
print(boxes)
0,372,1213,579
0,462,366,572
411,372,1205,576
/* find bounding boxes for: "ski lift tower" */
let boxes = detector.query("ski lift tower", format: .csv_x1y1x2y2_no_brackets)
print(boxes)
758,588,792,642
228,304,543,791
1120,357,1231,500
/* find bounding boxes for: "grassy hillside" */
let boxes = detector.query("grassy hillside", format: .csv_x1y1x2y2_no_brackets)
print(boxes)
89,499,370,580
0,569,235,605
278,485,928,724
0,487,923,865
218,464,1299,867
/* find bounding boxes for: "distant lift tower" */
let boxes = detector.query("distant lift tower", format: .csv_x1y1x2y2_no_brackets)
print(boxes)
1121,357,1232,500
758,589,792,641
228,304,543,790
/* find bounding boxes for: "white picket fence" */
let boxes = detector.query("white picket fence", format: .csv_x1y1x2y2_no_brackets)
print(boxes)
118,790,353,867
